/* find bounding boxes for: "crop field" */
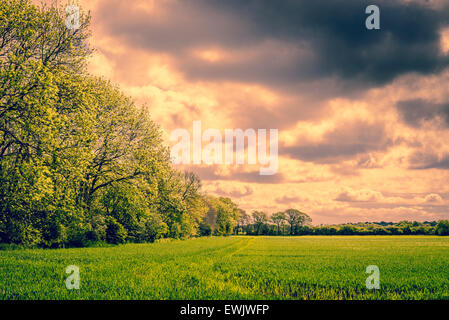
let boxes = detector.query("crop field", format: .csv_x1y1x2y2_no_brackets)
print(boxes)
1,236,448,300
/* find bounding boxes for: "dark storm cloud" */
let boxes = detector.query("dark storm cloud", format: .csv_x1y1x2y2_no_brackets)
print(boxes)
199,0,449,86
409,152,449,169
98,0,449,88
396,99,449,128
282,121,391,163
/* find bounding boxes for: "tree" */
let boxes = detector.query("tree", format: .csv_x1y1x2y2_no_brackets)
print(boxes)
252,211,268,235
0,0,211,247
136,213,168,243
78,78,168,213
339,225,357,235
285,209,312,235
105,217,127,244
198,222,212,236
0,0,91,245
271,212,286,235
235,209,249,235
436,220,449,236
156,170,208,238
98,184,151,241
204,196,239,236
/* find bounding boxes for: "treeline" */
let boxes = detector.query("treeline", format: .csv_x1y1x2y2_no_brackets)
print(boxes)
232,209,312,236
233,210,449,236
0,0,243,247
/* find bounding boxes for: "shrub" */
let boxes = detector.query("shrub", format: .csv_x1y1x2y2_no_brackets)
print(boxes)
105,217,127,244
436,220,449,236
3,220,42,247
41,221,67,248
136,214,168,243
338,225,357,235
198,222,212,236
89,215,107,241
169,222,182,239
67,223,92,247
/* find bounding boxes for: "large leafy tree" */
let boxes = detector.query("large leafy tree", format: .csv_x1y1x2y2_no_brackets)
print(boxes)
0,0,209,246
252,211,268,235
271,211,286,235
205,196,239,236
285,209,312,235
0,0,91,245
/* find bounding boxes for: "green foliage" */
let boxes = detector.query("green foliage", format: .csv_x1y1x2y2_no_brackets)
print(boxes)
65,220,94,247
88,215,107,242
136,214,168,243
0,0,211,247
338,225,357,235
198,222,212,236
105,217,127,244
40,220,67,248
436,220,449,236
241,212,440,237
156,171,208,239
252,211,268,235
205,196,239,236
99,185,149,239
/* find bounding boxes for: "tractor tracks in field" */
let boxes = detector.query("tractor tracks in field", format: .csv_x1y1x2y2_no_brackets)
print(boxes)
193,237,257,298
146,237,259,298
223,237,255,259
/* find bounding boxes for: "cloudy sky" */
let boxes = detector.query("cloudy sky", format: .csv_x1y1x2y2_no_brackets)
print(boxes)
58,0,449,224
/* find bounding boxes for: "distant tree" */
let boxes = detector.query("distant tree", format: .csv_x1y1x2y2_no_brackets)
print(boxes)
271,212,286,235
285,209,312,235
235,209,249,235
338,225,357,235
401,226,412,235
436,220,449,236
252,211,268,235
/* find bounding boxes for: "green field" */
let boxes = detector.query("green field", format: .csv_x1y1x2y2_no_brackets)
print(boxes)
1,236,448,300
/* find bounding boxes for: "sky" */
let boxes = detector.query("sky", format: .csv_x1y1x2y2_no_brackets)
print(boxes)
52,0,449,224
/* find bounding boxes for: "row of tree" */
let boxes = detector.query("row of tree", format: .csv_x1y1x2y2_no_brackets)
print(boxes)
232,209,312,236
0,0,244,247
231,212,449,236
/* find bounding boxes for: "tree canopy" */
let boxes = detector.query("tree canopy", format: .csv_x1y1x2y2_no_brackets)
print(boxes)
0,0,240,247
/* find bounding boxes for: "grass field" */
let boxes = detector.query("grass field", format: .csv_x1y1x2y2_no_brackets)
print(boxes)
1,236,448,300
